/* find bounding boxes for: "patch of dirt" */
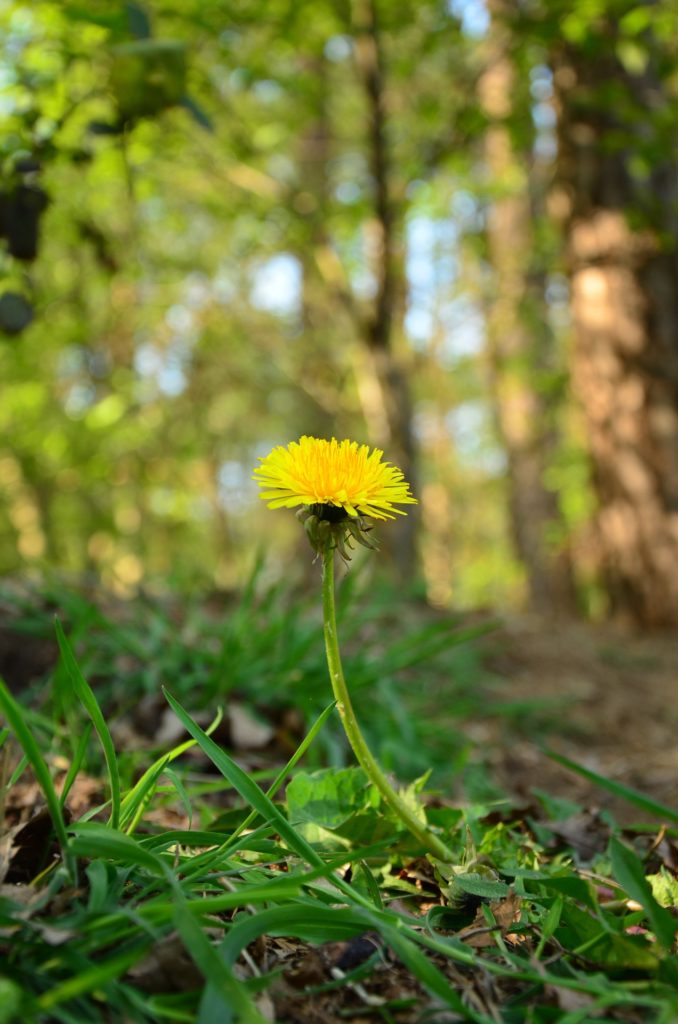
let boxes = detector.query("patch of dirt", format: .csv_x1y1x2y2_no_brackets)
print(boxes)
237,930,520,1023
478,615,678,821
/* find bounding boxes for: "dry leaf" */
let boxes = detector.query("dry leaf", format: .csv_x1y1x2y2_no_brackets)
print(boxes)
547,809,610,861
459,892,522,948
228,704,274,750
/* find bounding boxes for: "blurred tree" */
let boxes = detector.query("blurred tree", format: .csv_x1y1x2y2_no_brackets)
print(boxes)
270,0,480,579
543,0,678,625
347,0,418,576
479,0,576,613
0,0,543,608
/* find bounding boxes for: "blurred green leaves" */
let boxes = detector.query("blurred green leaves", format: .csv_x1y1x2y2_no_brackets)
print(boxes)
5,0,669,612
110,40,187,122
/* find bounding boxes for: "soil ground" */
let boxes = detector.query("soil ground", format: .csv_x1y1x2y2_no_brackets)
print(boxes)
480,615,678,822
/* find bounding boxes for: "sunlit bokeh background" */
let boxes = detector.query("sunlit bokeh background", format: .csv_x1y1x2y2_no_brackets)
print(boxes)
0,0,621,608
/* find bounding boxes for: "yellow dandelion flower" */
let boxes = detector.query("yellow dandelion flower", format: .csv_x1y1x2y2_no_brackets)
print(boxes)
253,435,417,521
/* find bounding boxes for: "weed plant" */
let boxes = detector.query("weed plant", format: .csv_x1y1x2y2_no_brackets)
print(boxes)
1,580,677,1022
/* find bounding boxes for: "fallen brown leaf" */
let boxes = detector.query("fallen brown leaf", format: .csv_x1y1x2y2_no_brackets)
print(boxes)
459,892,522,948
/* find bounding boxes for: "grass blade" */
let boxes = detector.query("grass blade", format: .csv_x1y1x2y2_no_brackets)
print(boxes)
217,904,370,959
202,905,489,1024
69,821,169,877
37,943,151,1011
199,905,370,1023
86,875,307,938
173,901,269,1024
175,705,338,886
120,708,224,832
163,765,194,828
7,751,29,788
0,675,74,880
59,722,92,809
55,618,121,829
224,699,337,848
545,750,678,825
163,690,386,912
609,836,677,949
162,688,325,870
376,919,488,1022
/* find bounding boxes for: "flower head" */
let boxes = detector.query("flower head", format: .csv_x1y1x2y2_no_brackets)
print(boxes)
253,436,417,556
254,436,416,520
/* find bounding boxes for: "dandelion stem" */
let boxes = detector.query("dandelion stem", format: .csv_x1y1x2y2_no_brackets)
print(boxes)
321,545,453,862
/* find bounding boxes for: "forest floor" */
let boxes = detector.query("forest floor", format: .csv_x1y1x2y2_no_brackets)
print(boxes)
2,585,677,1023
479,615,678,821
2,591,676,822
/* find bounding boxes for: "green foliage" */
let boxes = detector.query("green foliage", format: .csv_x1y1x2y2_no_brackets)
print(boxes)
1,0,675,616
0,0,546,608
1,570,494,781
610,836,677,950
0,674,74,879
2,2,678,1016
110,40,188,121
287,766,379,832
55,617,121,828
1,609,678,1022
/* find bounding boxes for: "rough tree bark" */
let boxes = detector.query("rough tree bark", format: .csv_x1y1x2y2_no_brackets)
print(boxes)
553,24,678,626
480,7,576,613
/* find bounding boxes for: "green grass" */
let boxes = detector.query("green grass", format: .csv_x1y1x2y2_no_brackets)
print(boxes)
1,577,677,1022
0,565,498,782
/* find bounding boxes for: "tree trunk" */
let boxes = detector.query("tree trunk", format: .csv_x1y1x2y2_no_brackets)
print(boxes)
296,56,344,439
553,30,678,626
480,9,576,613
352,0,418,581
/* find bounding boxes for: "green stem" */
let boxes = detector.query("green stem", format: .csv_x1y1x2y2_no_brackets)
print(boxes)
321,546,453,862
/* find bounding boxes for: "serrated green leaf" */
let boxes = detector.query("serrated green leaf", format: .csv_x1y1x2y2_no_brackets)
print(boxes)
557,901,660,971
286,766,375,829
648,868,678,910
452,873,511,899
535,872,598,911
